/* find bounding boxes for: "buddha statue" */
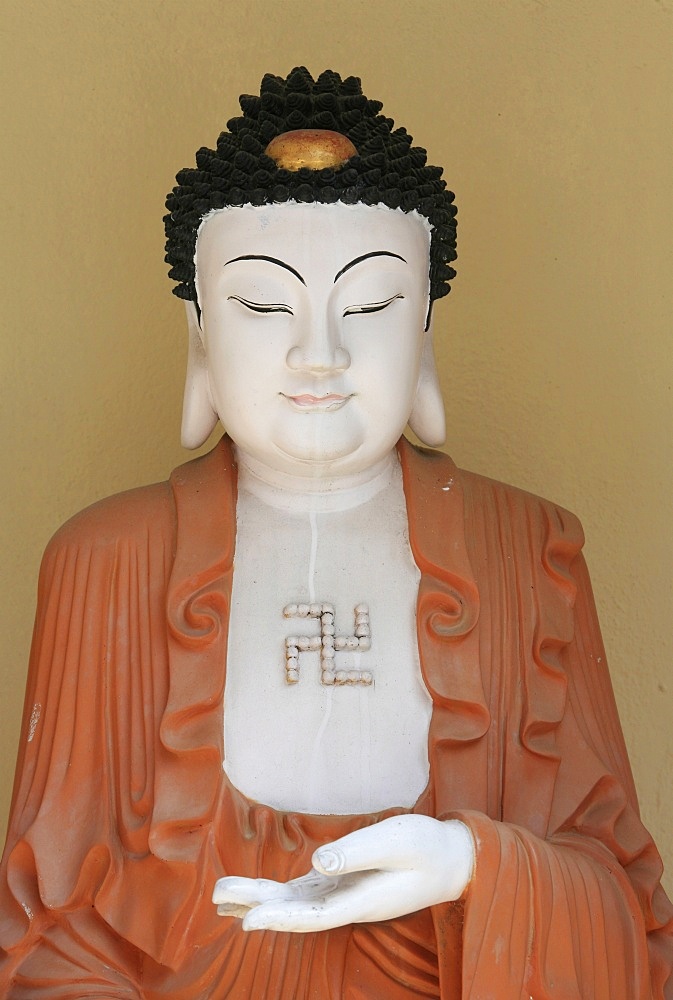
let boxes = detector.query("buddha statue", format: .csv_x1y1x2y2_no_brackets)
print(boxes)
0,67,671,999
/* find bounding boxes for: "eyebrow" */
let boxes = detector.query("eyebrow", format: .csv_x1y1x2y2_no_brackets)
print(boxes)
333,250,407,284
224,255,306,286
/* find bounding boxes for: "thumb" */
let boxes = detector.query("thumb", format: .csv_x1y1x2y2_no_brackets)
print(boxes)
312,817,416,876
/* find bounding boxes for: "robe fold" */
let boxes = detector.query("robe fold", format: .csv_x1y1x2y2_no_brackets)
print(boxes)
0,437,671,998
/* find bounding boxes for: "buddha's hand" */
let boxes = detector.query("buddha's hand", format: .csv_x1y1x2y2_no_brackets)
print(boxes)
212,815,474,932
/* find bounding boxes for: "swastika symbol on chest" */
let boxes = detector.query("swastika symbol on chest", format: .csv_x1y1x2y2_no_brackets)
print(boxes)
282,602,372,686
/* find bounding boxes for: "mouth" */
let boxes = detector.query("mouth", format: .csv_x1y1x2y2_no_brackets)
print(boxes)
281,393,352,411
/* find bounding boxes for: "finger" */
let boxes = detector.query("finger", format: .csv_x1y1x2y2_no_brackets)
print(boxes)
242,895,351,933
216,902,253,919
283,869,341,900
241,871,397,933
212,876,286,907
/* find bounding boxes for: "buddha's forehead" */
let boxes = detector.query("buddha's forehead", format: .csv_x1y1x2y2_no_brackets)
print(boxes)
194,202,431,285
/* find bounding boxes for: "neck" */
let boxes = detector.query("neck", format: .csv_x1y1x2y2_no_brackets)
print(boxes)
234,446,398,513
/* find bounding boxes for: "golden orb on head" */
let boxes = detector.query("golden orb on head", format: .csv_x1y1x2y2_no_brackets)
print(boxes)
264,129,358,171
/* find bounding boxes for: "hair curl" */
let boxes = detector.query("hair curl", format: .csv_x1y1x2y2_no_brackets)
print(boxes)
164,67,457,304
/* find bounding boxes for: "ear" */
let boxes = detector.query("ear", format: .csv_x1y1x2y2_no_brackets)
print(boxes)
181,300,219,449
407,321,446,447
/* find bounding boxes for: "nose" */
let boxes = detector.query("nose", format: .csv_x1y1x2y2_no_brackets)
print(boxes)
286,311,350,375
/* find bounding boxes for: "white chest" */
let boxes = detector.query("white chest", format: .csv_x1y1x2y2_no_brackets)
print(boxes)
223,464,432,815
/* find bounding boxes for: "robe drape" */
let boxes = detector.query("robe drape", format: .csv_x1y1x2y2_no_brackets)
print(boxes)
0,437,671,998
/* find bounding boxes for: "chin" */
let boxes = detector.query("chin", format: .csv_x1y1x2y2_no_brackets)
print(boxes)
272,419,368,471
275,440,360,470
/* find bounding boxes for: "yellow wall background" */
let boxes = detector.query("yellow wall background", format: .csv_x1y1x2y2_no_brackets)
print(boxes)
1,0,671,897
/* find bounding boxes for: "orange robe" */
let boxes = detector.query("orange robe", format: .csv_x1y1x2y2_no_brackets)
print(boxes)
0,437,671,998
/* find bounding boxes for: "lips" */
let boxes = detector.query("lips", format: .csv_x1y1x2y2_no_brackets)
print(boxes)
282,393,351,411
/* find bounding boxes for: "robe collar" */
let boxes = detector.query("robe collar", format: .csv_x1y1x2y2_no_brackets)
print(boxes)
153,436,488,861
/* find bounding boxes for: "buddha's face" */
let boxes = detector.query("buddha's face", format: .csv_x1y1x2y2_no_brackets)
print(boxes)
194,201,431,479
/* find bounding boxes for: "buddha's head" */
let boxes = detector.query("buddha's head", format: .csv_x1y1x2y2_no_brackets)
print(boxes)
165,68,457,479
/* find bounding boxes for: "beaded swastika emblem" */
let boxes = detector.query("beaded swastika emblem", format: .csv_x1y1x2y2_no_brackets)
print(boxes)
283,602,372,686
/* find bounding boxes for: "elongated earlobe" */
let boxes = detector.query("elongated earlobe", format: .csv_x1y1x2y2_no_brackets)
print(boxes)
181,301,219,449
407,324,446,447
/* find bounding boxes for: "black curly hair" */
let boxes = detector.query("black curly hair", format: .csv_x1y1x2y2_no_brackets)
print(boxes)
164,67,457,305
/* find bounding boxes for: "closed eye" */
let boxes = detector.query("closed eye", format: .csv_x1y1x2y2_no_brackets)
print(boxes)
228,295,293,315
343,294,404,316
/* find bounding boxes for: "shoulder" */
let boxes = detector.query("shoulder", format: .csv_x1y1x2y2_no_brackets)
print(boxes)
400,439,584,548
45,479,175,557
459,465,584,543
40,440,234,568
